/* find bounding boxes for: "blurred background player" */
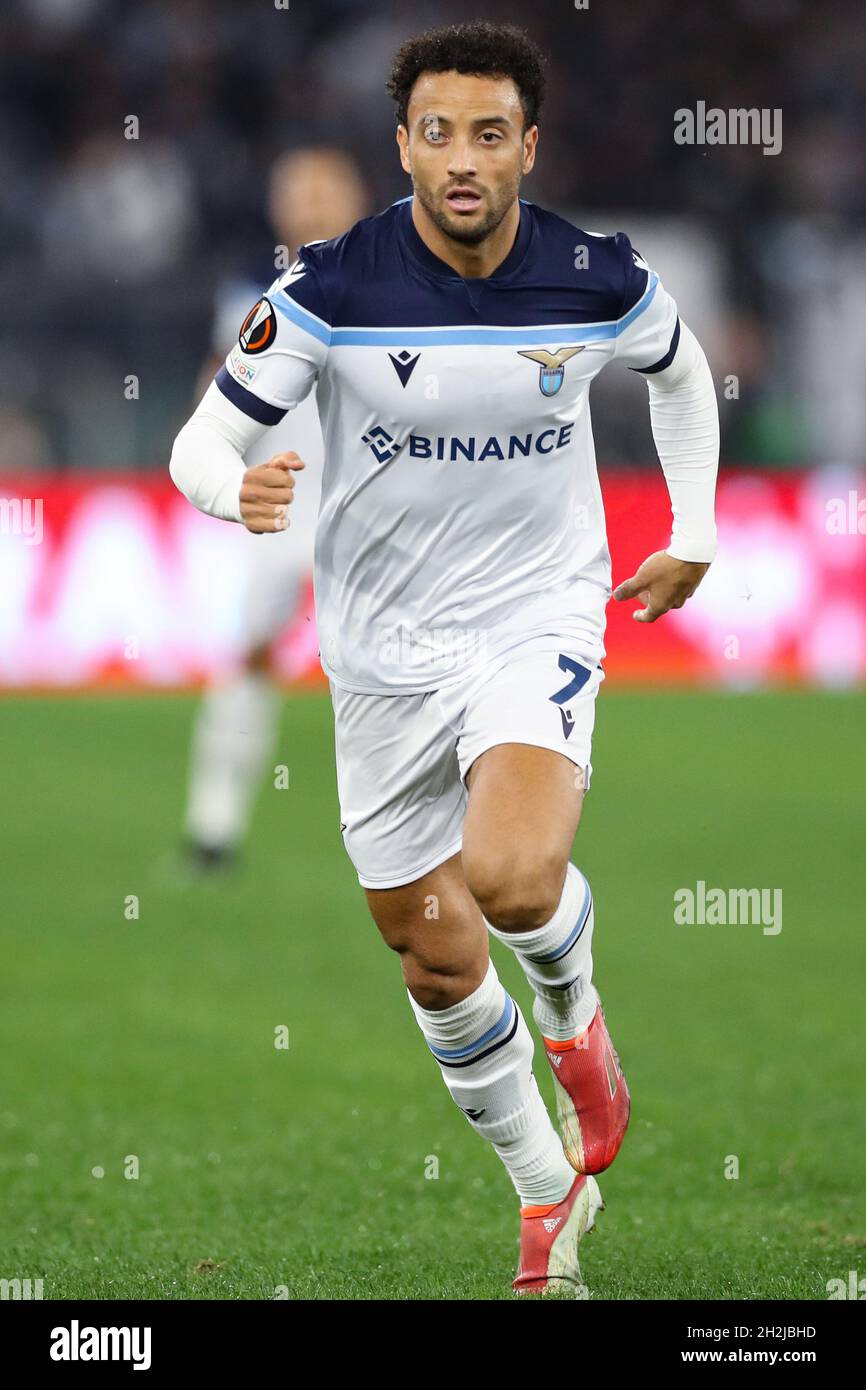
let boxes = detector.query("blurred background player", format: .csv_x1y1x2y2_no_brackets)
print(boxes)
181,146,369,870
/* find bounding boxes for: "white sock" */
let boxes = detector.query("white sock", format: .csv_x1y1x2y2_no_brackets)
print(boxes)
408,961,574,1206
486,863,599,1043
183,669,280,851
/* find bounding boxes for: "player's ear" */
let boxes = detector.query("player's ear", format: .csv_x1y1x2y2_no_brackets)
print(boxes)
522,125,538,175
396,125,412,175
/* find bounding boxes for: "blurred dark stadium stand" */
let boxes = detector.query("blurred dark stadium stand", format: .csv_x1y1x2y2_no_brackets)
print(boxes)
1,0,863,472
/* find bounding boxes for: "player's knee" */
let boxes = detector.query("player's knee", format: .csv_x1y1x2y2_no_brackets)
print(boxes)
403,956,485,1011
465,851,564,932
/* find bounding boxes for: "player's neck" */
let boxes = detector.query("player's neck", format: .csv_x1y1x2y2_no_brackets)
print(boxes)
411,196,521,280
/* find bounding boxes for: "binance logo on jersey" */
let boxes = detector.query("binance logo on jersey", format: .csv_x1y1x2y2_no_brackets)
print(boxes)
408,423,574,462
239,297,277,355
362,423,575,465
517,345,584,397
361,425,403,463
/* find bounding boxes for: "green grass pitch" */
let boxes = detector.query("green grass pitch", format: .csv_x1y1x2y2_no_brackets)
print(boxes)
1,688,863,1300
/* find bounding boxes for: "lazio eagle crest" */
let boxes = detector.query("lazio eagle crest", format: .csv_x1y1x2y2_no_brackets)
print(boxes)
517,346,585,396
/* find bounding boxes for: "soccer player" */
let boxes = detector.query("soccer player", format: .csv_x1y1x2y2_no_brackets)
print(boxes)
181,147,369,870
170,21,718,1296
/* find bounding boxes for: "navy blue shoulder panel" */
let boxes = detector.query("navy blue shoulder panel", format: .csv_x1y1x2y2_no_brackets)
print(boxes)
524,205,649,324
269,242,329,324
292,200,649,330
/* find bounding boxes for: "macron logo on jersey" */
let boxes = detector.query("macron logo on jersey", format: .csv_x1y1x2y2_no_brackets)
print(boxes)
389,350,421,387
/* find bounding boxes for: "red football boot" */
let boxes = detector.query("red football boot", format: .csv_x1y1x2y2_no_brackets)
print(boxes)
543,1000,630,1174
513,1172,604,1297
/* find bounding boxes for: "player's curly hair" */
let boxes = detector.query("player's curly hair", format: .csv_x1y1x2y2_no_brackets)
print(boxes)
387,21,547,131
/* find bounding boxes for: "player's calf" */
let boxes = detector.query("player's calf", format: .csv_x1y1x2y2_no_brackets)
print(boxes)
364,855,487,1010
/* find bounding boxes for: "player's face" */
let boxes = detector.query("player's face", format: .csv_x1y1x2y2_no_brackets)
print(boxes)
398,71,537,247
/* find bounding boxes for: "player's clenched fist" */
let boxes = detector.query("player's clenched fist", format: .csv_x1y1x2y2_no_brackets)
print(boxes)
238,452,306,533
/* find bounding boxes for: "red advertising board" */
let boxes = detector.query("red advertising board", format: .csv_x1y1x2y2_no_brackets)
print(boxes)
1,468,864,688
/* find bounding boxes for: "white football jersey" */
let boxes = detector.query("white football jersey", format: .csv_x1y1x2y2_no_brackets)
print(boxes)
215,197,681,694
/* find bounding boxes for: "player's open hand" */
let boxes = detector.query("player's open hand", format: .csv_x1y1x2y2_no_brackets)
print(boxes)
613,549,709,623
239,453,305,533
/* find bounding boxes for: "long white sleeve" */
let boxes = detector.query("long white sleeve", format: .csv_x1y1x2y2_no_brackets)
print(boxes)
169,382,269,522
645,320,719,563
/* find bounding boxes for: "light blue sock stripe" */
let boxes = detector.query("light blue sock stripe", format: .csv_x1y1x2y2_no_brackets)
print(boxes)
427,994,515,1062
527,878,593,964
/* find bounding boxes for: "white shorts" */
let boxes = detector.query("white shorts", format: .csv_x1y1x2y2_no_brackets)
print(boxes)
329,632,604,890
